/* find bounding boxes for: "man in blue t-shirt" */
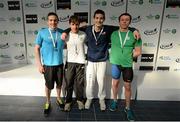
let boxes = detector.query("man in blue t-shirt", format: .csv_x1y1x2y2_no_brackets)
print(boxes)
35,12,64,116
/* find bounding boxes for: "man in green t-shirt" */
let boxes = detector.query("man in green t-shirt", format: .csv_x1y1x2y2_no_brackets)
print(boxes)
109,13,142,121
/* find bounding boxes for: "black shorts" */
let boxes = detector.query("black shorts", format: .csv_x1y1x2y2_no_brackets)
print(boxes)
118,65,133,83
43,64,63,90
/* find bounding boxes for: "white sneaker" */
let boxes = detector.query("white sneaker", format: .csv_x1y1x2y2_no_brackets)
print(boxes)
85,99,92,109
99,99,106,111
77,100,84,110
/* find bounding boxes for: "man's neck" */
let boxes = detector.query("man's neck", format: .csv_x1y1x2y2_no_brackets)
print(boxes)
94,25,103,32
71,30,79,34
49,27,57,31
119,27,128,32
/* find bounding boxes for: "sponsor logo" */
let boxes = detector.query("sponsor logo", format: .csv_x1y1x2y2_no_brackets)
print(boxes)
94,0,107,6
160,43,173,49
146,14,160,20
40,1,53,8
143,42,155,47
25,2,37,7
27,30,38,35
175,58,180,63
141,54,154,62
8,1,20,10
28,43,35,47
0,54,11,58
144,28,158,35
26,14,38,23
163,28,176,34
41,16,47,21
14,54,25,60
0,17,6,22
59,15,70,22
129,0,143,5
74,12,88,23
57,0,71,10
159,56,171,61
149,0,162,4
157,66,170,71
111,0,124,7
132,16,141,23
0,43,10,49
9,17,21,22
75,0,88,5
12,30,23,35
174,68,180,71
0,3,4,8
13,43,24,47
110,15,118,21
0,30,8,35
139,66,153,71
166,14,179,19
166,0,180,8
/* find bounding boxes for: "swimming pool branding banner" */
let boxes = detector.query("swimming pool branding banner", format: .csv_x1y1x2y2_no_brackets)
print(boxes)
0,0,26,64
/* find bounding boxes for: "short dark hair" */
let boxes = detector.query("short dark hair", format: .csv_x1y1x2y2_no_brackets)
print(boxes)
69,15,79,24
118,13,132,23
47,12,59,21
94,9,105,19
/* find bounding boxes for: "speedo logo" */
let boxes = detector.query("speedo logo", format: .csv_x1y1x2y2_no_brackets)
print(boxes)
0,43,9,49
111,0,124,7
160,43,173,49
132,16,141,23
59,15,70,22
40,1,53,8
144,28,157,35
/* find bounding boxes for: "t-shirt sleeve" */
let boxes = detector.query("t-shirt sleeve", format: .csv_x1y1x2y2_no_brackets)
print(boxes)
135,38,142,47
35,30,43,46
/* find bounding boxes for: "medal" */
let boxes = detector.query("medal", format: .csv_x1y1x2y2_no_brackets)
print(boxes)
118,30,129,54
48,28,58,50
92,26,104,45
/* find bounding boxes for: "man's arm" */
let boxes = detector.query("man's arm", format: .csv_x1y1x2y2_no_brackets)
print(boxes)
35,45,44,74
129,27,140,40
133,46,141,58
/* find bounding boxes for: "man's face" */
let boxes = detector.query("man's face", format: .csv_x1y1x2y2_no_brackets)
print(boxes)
119,15,131,29
47,15,58,29
93,13,105,27
70,22,79,33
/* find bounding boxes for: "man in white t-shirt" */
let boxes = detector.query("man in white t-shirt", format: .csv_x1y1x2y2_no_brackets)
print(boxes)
63,15,87,112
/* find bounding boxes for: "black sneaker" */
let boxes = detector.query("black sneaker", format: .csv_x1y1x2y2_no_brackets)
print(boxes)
56,98,65,109
44,103,51,117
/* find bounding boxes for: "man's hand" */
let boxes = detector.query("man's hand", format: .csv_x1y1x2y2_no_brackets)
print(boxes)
38,65,45,74
61,32,67,41
133,30,141,40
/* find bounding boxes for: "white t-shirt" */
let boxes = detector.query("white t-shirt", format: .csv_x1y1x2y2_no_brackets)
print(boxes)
66,31,87,64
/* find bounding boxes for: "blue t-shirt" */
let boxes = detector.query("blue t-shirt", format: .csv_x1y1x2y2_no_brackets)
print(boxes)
35,28,64,66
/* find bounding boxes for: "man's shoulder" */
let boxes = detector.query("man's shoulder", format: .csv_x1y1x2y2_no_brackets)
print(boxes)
79,30,86,35
57,28,64,33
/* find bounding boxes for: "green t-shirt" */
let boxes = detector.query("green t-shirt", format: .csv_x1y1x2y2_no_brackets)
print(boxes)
110,30,142,67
